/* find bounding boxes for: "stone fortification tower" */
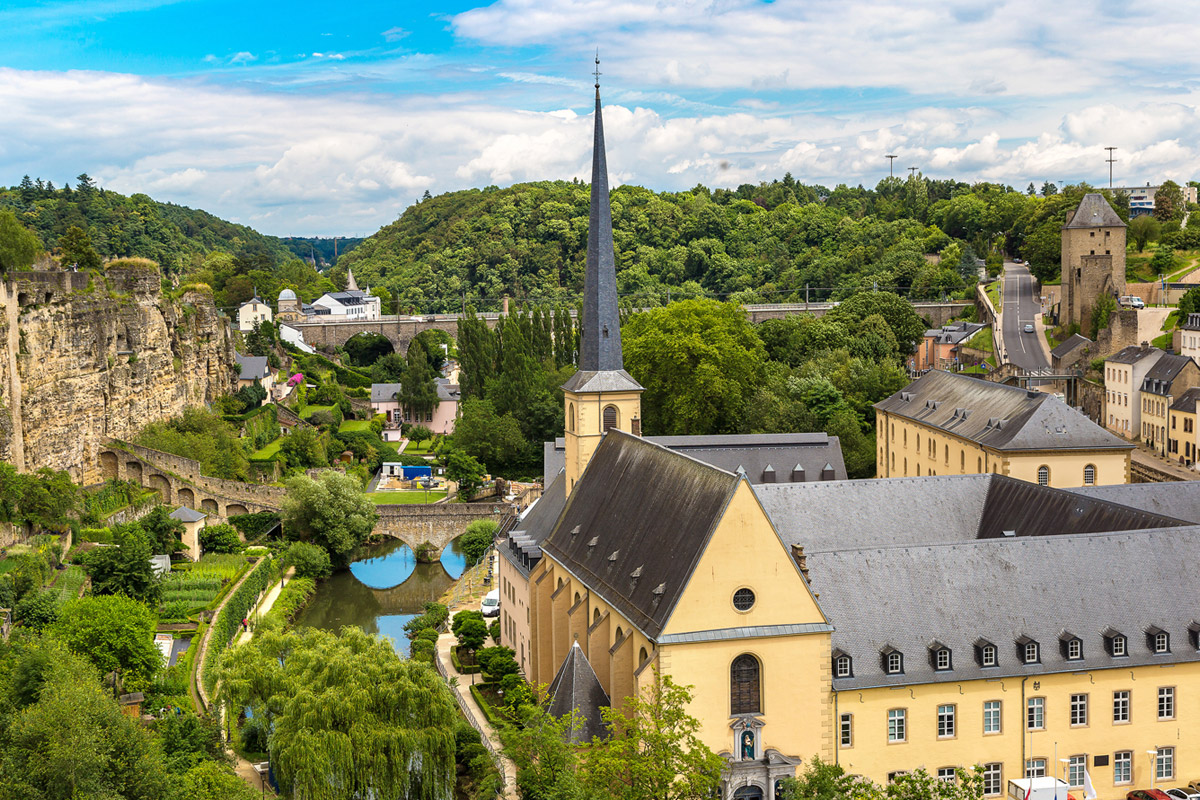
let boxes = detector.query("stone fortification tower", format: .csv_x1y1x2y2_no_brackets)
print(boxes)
1062,193,1126,333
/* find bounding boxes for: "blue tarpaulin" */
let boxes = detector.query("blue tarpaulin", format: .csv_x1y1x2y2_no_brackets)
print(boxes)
400,465,432,479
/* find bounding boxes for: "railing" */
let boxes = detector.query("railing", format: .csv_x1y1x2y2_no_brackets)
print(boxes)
433,647,507,796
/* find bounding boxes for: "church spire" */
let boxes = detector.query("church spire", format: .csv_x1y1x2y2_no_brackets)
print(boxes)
346,267,359,293
579,55,624,372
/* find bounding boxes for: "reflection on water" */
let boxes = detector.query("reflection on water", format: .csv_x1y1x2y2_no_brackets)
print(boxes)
292,537,467,654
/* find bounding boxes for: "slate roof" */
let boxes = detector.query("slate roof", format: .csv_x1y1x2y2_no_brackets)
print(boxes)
810,528,1200,689
1180,313,1200,332
875,370,1132,452
169,506,206,523
370,383,403,403
755,473,1184,555
1063,193,1126,229
543,432,847,485
924,321,986,345
561,369,643,393
547,641,611,742
1107,344,1162,365
541,430,739,640
1171,386,1200,414
501,471,567,577
235,352,269,381
1142,353,1195,394
1050,333,1091,359
1069,482,1200,524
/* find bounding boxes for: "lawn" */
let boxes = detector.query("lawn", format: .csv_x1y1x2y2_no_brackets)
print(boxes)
0,558,15,576
300,404,334,419
965,327,993,354
404,435,442,455
249,437,282,461
366,490,448,505
1162,310,1179,331
985,279,1001,309
339,419,370,432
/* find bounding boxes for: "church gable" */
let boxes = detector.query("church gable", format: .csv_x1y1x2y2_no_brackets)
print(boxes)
661,480,826,638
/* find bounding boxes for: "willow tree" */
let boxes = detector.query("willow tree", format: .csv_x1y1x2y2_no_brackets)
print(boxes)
218,626,457,800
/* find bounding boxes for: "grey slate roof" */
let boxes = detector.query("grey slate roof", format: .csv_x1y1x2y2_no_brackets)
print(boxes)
1142,353,1195,394
370,383,403,403
1107,344,1162,365
561,369,642,393
542,430,739,640
1063,193,1126,229
924,321,986,345
1171,386,1200,414
169,506,206,523
1180,313,1200,332
435,379,460,403
1050,333,1091,359
811,528,1200,689
501,471,567,578
235,352,269,381
548,641,611,742
1068,482,1200,524
875,370,1132,452
543,432,847,485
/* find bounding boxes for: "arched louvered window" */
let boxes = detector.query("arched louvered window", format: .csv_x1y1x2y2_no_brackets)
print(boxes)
1083,464,1096,485
568,403,576,432
731,654,761,715
1037,465,1050,486
603,404,618,432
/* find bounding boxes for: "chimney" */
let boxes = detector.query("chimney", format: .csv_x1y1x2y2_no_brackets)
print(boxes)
790,544,811,583
502,296,510,315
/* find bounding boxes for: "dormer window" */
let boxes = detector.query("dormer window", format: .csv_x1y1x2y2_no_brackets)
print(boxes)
1103,628,1127,657
936,649,951,670
1147,626,1170,654
1060,632,1083,661
833,650,853,678
929,641,952,671
1189,622,1200,650
975,638,998,668
882,646,903,675
1017,636,1040,664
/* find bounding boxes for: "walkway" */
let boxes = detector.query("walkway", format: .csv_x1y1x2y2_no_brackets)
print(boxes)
1132,444,1200,482
435,610,518,800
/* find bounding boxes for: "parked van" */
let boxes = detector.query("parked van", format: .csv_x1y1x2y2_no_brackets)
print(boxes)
1008,778,1074,800
481,589,500,618
1118,296,1145,309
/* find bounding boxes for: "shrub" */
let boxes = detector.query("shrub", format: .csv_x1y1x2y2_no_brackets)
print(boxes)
456,617,488,653
459,519,498,564
199,523,243,554
15,590,59,631
202,556,274,694
402,601,449,639
228,511,280,542
281,541,332,580
489,619,500,645
477,646,519,680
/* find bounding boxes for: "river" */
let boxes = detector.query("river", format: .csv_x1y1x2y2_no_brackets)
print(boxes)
292,536,467,655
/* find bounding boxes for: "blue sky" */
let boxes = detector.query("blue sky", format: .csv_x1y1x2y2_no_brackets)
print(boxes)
0,0,1197,236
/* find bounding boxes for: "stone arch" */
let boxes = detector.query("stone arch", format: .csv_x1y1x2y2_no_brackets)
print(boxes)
407,327,456,365
201,498,219,514
126,461,143,484
148,473,172,503
177,487,195,508
100,451,119,480
344,332,395,367
226,503,248,517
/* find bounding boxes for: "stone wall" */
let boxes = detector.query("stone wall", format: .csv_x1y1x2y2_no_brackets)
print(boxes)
1076,378,1106,425
1094,308,1140,359
105,440,287,507
0,266,235,483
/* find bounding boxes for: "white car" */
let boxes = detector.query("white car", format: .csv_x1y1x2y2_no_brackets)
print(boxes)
1164,789,1200,800
1023,324,1035,334
480,589,500,618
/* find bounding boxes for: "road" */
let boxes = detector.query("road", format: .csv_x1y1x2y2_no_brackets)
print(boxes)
999,261,1051,372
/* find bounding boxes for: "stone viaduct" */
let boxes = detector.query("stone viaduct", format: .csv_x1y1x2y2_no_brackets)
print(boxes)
291,301,973,355
102,440,514,556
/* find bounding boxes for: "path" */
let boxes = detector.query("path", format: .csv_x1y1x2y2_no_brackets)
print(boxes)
1132,444,1200,482
435,610,518,800
1137,306,1173,343
999,262,1052,373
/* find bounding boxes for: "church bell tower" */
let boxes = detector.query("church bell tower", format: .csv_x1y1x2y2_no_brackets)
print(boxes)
562,59,643,491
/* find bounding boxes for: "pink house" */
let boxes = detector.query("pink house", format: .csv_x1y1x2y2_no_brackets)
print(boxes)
370,379,460,438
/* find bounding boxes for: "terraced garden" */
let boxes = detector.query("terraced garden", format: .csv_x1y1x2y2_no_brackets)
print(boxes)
159,554,253,623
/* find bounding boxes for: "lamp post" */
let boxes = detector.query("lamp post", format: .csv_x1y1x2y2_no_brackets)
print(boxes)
1147,750,1159,790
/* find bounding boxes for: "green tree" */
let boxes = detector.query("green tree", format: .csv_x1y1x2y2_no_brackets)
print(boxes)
140,504,186,554
1150,246,1177,276
279,425,329,472
623,299,766,436
0,209,42,273
459,518,498,563
457,306,496,400
498,688,588,800
199,522,243,554
1129,214,1161,252
1178,286,1200,317
779,756,882,800
49,594,161,689
452,399,528,471
57,224,102,271
446,448,487,500
827,291,926,357
170,761,260,800
280,471,379,568
399,339,439,420
455,616,488,653
80,524,161,604
281,540,333,579
1155,180,1186,221
583,673,724,800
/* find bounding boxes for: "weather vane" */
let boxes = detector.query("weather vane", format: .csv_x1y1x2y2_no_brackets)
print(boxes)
593,51,601,88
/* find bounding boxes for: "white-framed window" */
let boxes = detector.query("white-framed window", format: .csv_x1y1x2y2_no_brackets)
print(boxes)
1027,697,1045,730
1067,639,1082,660
1070,694,1088,726
1113,690,1130,723
1114,751,1132,785
1156,747,1175,781
936,649,951,670
937,768,956,783
983,763,1002,797
1155,631,1170,653
839,713,852,748
937,704,956,738
1158,686,1175,719
1025,759,1046,778
983,700,1001,734
888,708,906,742
835,655,851,678
982,644,997,667
1067,755,1086,787
1112,635,1127,656
886,651,903,674
1024,641,1039,663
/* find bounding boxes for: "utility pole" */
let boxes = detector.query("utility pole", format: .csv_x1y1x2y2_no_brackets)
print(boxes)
1105,146,1118,189
886,154,897,177
908,167,919,178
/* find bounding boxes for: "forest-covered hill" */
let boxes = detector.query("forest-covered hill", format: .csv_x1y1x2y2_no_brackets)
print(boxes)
336,176,1146,313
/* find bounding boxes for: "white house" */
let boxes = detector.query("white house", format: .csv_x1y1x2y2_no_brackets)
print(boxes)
237,295,273,331
310,268,382,321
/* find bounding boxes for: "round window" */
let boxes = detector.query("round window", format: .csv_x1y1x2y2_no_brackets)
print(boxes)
732,588,755,612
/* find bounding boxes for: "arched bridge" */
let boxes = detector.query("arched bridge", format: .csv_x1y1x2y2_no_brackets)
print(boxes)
291,300,973,355
374,503,515,560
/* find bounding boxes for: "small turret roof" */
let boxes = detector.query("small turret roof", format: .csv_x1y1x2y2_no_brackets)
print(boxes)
1063,193,1126,229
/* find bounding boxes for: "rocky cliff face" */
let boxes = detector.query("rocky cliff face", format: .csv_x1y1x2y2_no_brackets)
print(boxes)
0,262,235,483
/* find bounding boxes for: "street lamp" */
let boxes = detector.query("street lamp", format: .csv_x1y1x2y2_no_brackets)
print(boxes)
1147,750,1159,789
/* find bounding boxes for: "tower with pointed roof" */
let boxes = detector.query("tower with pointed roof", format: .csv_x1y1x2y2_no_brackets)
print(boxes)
561,62,644,491
1061,193,1126,331
346,266,359,293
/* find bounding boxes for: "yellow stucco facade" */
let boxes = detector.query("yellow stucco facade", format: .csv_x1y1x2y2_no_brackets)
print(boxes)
563,388,643,491
876,410,1130,487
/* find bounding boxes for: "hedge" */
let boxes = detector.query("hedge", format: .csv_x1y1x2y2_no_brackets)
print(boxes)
221,403,276,424
451,645,482,674
228,511,280,542
261,577,316,627
468,683,503,727
202,556,275,695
